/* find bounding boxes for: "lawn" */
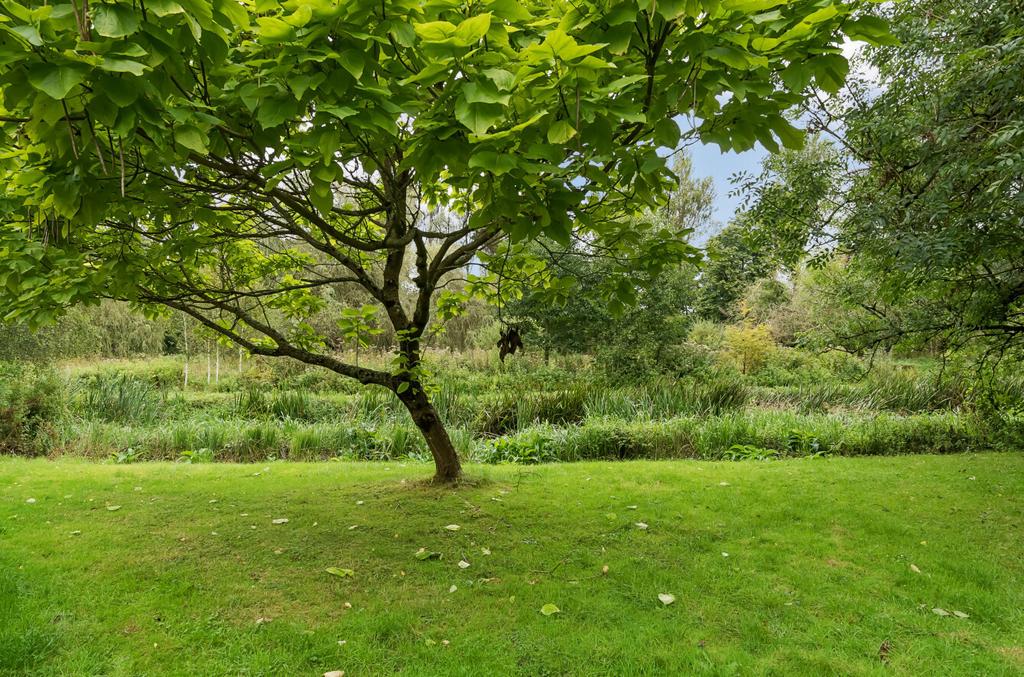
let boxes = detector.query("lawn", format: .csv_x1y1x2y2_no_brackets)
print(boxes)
2,454,1022,676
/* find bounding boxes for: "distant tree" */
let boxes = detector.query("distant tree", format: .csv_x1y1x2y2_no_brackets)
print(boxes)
695,219,775,321
504,153,710,372
0,0,869,480
741,1,1024,360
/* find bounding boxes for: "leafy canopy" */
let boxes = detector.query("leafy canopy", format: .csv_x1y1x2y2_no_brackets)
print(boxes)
0,0,870,349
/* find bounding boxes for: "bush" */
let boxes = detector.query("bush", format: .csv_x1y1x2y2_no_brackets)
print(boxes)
723,323,775,375
0,362,65,455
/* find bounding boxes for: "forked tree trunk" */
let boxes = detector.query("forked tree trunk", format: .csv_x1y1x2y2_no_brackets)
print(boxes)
398,385,461,482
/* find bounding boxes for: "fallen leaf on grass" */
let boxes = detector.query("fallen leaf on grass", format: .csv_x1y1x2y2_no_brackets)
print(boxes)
25,498,36,504
106,505,122,511
458,560,471,569
70,530,81,536
953,610,970,618
540,603,560,616
449,585,457,593
323,671,345,677
481,547,491,555
326,567,355,578
635,522,649,530
658,593,676,606
601,565,609,575
910,564,921,573
444,524,460,531
414,548,441,561
272,518,289,524
932,608,950,616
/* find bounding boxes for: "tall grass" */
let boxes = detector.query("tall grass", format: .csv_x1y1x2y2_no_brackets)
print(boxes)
79,374,161,424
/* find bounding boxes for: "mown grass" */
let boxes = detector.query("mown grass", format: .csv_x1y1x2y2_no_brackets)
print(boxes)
2,453,1022,676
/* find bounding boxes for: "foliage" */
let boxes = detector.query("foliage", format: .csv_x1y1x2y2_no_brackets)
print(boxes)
0,361,64,454
740,1,1024,362
722,323,775,374
0,0,871,478
694,219,777,321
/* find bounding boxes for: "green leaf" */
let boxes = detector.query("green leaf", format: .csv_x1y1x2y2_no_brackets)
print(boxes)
468,151,518,175
338,50,366,79
98,58,146,76
653,118,681,148
319,105,357,120
26,63,87,99
455,100,505,136
145,0,184,16
414,547,441,560
284,5,312,27
454,13,491,45
414,20,456,42
257,97,301,129
325,567,355,578
547,120,576,144
540,603,560,616
9,24,43,46
256,17,294,42
93,5,140,38
174,125,208,154
811,54,849,94
396,381,410,393
462,81,510,106
844,16,898,47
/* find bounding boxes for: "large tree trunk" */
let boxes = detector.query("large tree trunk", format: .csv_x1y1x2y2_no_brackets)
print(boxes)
398,386,462,482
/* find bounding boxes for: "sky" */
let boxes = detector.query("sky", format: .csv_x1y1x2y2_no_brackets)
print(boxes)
688,141,767,226
680,40,872,236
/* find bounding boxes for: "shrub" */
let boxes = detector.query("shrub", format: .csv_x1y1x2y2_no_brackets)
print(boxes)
723,323,775,375
0,362,66,455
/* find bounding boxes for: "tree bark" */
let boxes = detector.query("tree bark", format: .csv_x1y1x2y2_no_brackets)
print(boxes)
398,386,462,482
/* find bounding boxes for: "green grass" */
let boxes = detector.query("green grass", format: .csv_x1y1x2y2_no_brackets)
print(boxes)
2,454,1023,675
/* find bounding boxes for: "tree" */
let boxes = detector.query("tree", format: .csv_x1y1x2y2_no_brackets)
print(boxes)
505,153,710,367
745,1,1024,361
694,218,776,321
0,0,869,480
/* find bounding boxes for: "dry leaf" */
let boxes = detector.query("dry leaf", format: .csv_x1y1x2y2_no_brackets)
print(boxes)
458,560,471,569
658,593,676,606
444,524,461,531
271,518,289,524
910,564,921,573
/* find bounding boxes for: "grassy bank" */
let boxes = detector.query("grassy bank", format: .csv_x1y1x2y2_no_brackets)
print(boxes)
4,353,1023,463
2,453,1023,675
